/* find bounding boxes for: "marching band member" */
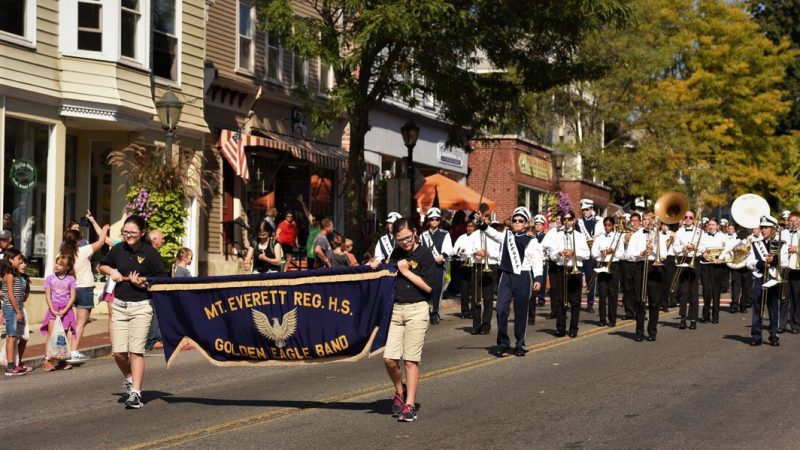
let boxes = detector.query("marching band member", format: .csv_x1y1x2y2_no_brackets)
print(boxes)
673,210,701,330
719,224,755,314
591,216,625,327
472,221,501,334
626,212,664,341
374,212,402,263
452,220,478,325
698,218,727,324
550,210,590,338
578,200,604,313
528,214,555,312
420,208,453,325
720,218,733,294
779,211,800,334
659,221,677,311
477,207,543,357
621,213,642,320
542,214,563,320
746,215,786,346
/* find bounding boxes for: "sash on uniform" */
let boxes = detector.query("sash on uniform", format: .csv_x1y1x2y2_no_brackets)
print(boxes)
578,218,593,239
422,231,441,259
379,235,393,260
506,231,523,274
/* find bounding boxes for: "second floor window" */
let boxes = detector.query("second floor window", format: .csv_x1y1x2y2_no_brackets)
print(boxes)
292,53,307,87
78,0,103,51
238,1,254,72
265,28,282,82
319,59,333,94
121,0,141,59
0,0,25,37
152,0,178,80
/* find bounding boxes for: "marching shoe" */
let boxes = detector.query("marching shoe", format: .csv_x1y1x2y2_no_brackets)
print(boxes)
647,335,656,342
689,321,697,330
750,339,762,346
679,320,687,330
769,337,780,347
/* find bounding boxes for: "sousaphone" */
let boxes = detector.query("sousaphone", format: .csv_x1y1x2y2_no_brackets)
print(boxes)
731,194,770,229
654,192,690,225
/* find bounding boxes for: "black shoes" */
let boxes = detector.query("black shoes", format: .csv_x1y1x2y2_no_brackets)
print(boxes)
470,328,481,335
598,321,608,327
750,339,762,346
430,315,440,325
778,329,786,334
646,335,656,342
689,321,697,330
567,331,578,338
554,330,566,338
587,307,595,313
711,318,719,324
634,335,644,342
528,317,536,326
730,305,739,313
769,337,780,347
608,322,616,328
679,320,687,330
547,312,557,319
491,346,510,356
514,348,527,357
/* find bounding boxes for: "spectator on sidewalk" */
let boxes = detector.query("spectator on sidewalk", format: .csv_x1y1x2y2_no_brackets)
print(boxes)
62,213,109,364
172,248,193,277
276,211,299,270
331,235,353,267
314,218,334,268
264,207,278,231
344,239,358,266
299,195,318,269
0,229,14,259
243,221,282,274
41,255,77,371
98,215,167,409
3,248,31,376
145,229,165,351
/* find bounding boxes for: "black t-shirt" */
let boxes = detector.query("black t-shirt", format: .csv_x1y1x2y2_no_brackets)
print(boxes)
100,241,167,301
389,244,436,304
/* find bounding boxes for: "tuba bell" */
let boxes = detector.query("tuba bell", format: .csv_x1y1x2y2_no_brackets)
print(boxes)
654,191,690,225
731,193,770,230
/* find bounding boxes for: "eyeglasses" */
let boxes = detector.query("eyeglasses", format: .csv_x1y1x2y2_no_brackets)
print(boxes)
121,230,140,237
396,235,414,244
684,216,694,219
429,218,441,222
512,218,527,224
563,217,575,221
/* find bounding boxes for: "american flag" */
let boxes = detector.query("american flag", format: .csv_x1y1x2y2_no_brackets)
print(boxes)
220,128,250,182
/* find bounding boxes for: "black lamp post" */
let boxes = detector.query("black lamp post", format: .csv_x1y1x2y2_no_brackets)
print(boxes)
401,119,420,220
155,90,184,164
552,149,565,191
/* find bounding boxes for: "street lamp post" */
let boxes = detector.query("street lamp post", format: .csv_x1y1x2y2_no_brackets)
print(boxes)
552,149,565,190
155,90,184,164
401,119,420,221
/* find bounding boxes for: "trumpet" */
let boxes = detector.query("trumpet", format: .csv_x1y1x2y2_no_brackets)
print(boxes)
481,231,492,273
569,229,581,275
761,234,783,319
587,222,625,291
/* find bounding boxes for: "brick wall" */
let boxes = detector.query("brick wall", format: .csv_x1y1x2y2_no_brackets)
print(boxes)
560,179,612,215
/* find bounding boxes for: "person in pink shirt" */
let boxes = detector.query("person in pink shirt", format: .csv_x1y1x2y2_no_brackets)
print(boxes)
41,255,77,371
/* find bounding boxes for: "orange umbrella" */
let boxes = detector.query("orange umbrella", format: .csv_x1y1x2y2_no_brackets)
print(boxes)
415,174,496,212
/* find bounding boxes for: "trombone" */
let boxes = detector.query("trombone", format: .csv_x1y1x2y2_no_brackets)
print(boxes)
669,219,703,298
587,221,625,291
562,226,582,311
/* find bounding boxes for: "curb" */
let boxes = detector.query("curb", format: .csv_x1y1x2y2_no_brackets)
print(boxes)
21,343,113,369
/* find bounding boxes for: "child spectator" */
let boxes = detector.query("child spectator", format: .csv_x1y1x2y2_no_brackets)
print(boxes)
331,235,352,267
344,239,358,266
41,255,77,371
172,248,193,277
2,248,31,376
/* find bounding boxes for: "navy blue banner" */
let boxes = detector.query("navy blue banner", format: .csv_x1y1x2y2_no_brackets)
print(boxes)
148,265,397,366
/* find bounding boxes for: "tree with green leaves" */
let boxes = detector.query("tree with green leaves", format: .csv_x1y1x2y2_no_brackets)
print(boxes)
530,0,800,211
256,0,632,248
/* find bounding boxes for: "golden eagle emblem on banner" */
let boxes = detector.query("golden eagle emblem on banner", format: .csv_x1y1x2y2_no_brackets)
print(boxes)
252,308,298,348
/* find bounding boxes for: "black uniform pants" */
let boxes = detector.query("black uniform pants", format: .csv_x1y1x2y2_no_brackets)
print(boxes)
730,266,753,310
622,261,637,318
597,263,620,324
678,263,699,321
632,262,664,337
552,265,582,333
459,266,473,316
780,270,800,331
472,266,497,331
701,264,724,321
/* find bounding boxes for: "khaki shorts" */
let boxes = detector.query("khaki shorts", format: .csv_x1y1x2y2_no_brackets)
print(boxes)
111,301,153,354
383,301,430,362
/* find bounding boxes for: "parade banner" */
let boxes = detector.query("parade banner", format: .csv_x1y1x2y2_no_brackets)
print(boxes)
148,265,397,367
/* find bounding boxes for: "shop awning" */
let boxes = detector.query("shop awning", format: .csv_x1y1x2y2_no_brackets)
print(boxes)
415,174,496,212
217,129,348,171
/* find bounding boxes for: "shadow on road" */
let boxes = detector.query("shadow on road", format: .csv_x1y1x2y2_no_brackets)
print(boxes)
722,334,752,345
609,330,639,341
153,392,400,415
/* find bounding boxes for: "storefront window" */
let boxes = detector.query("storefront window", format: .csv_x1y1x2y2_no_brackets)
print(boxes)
63,135,78,226
517,185,543,216
3,117,50,277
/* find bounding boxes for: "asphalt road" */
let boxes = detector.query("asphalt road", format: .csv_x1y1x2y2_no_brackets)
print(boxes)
3,304,798,449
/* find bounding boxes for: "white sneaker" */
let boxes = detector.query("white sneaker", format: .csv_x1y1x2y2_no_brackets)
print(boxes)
67,351,89,363
123,380,133,396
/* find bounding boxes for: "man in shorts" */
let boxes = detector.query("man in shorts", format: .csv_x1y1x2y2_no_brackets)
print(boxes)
372,217,435,422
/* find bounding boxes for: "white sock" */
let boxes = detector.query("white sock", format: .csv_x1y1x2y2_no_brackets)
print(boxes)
132,388,141,395
125,376,133,384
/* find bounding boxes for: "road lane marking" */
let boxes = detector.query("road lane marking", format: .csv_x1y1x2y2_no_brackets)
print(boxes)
121,317,638,450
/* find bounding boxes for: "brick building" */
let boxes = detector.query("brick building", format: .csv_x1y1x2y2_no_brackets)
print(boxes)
468,136,610,220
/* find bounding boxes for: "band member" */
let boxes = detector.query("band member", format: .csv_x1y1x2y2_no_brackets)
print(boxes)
578,200,603,313
780,211,800,334
374,212,402,263
626,213,665,341
472,221,500,334
591,216,625,327
720,218,733,293
747,215,785,346
542,214,562,320
719,224,755,314
478,207,543,356
531,215,549,312
699,218,727,324
452,220,478,325
621,213,642,320
659,222,677,311
420,208,453,325
550,210,590,338
673,210,701,329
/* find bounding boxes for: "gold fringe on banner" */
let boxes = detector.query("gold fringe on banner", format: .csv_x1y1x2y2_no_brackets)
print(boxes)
150,269,396,292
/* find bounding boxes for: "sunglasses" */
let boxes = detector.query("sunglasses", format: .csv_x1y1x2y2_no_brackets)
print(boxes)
429,218,441,222
512,218,527,224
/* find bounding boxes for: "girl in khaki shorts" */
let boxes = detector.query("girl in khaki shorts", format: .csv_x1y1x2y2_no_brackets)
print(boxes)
371,217,435,422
